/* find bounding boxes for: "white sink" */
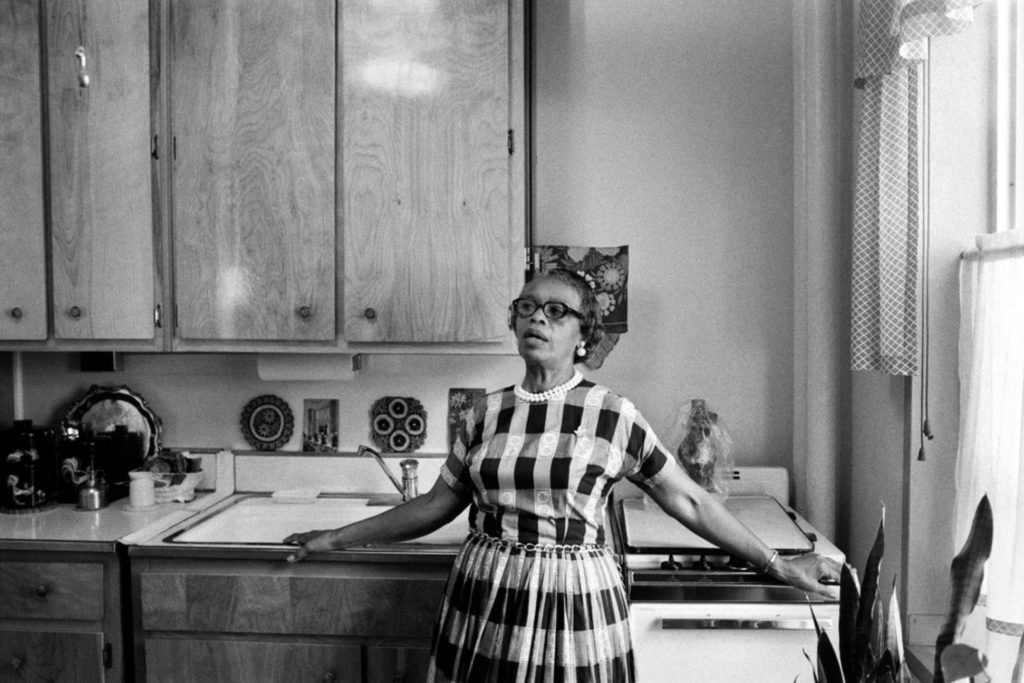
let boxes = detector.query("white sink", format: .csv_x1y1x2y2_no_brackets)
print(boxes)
167,495,469,546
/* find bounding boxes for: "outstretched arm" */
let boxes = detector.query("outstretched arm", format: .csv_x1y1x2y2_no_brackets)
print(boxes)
645,466,841,598
283,477,470,563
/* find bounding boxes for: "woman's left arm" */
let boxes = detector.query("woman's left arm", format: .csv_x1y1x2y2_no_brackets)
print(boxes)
644,466,841,598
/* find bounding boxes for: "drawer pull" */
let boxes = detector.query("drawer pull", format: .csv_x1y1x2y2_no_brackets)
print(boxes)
9,307,22,320
364,307,377,320
10,656,23,671
660,618,831,631
298,305,313,319
35,584,51,597
68,305,82,319
322,673,336,682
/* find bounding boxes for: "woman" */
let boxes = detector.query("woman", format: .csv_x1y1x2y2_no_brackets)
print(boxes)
285,269,841,682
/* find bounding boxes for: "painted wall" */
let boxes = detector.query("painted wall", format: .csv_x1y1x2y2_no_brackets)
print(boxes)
4,1,800,485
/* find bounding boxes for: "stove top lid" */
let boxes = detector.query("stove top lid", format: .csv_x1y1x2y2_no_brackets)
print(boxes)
619,494,814,555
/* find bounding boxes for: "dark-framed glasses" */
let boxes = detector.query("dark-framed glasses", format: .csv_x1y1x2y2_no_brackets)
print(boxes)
510,298,583,321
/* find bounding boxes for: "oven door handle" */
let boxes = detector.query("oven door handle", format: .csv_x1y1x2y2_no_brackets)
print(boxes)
660,618,832,631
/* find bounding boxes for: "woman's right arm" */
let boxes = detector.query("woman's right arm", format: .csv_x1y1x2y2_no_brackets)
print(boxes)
283,477,470,563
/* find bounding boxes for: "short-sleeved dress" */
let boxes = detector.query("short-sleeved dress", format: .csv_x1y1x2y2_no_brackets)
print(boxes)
427,379,676,683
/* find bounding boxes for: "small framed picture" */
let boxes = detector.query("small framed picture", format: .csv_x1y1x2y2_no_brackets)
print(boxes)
303,399,339,452
447,388,486,450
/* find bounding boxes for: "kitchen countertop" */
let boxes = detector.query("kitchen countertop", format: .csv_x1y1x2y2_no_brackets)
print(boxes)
0,492,223,551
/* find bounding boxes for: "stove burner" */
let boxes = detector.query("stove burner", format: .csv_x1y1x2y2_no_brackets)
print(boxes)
660,555,684,570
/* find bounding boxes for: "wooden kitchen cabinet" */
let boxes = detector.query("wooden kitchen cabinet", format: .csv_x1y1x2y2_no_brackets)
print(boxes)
342,0,526,343
0,0,158,346
0,0,48,341
47,0,157,341
0,548,128,682
131,555,450,683
168,0,336,343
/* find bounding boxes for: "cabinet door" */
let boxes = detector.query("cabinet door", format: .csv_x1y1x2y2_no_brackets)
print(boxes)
0,629,105,683
47,0,155,340
0,0,47,340
342,0,524,343
366,644,432,683
145,638,361,683
170,0,336,342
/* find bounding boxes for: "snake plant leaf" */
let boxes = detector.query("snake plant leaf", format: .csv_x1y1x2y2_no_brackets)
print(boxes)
816,628,845,683
874,650,896,682
885,577,911,683
933,495,992,683
854,506,885,681
938,643,988,681
840,562,861,679
804,649,820,683
808,601,844,682
871,591,886,669
1013,632,1023,683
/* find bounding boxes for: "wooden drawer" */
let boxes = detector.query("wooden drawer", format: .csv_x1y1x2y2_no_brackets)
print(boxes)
0,629,105,682
140,571,446,637
0,561,104,621
145,638,362,683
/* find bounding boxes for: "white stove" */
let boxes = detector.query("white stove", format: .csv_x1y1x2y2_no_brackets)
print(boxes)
611,467,844,683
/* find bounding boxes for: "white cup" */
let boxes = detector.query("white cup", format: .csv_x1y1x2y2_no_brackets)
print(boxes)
129,472,156,508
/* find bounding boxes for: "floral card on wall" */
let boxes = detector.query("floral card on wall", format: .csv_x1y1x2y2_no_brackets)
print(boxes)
532,245,629,369
303,399,338,452
447,388,486,450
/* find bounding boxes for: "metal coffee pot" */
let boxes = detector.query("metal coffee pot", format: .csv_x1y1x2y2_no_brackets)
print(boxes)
76,469,108,510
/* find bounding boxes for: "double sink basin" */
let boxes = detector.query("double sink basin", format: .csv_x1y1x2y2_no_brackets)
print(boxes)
161,493,469,548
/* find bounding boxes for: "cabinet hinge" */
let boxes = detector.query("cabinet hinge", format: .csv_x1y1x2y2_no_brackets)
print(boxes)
507,129,514,155
151,134,159,160
102,642,113,669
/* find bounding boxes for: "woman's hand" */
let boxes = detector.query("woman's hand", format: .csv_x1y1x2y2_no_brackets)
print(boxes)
281,478,470,564
283,529,338,563
772,552,842,600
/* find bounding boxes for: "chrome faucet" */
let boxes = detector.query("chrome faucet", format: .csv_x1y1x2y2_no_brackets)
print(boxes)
358,444,418,501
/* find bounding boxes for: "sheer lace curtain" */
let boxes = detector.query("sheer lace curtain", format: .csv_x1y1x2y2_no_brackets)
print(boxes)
956,229,1024,679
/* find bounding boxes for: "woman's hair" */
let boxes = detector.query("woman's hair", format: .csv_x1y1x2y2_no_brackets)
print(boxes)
512,268,605,363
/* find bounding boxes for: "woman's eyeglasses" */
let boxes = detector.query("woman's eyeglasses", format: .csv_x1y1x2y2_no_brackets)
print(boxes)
510,298,583,321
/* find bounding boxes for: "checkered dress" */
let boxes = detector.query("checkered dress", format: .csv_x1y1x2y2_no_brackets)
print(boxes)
428,380,675,683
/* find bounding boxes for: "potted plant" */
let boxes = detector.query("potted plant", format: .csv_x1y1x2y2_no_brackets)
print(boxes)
806,495,996,683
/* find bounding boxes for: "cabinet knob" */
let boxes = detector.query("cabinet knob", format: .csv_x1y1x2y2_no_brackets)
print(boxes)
68,306,82,319
298,305,312,319
322,673,336,682
35,584,50,597
9,307,22,320
10,656,23,671
363,307,377,320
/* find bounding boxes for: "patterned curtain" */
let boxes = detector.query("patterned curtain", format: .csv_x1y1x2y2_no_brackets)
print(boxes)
851,0,985,374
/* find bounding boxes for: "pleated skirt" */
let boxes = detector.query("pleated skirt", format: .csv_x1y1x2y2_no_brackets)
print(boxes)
426,531,636,683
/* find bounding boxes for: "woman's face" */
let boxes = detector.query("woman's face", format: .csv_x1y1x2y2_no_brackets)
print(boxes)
512,276,585,368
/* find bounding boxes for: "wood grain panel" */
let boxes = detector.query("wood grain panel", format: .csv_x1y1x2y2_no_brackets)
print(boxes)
342,0,512,342
140,572,444,637
145,638,362,683
0,629,104,683
47,0,154,340
366,644,432,683
171,0,335,341
0,0,47,340
0,561,104,620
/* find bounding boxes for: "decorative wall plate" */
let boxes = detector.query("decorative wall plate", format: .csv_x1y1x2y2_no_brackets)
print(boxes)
370,396,426,453
240,395,294,451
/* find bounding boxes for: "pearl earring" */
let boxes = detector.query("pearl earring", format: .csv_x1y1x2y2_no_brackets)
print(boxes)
576,344,586,357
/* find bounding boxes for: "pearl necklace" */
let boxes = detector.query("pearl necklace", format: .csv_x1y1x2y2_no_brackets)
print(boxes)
514,371,583,403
